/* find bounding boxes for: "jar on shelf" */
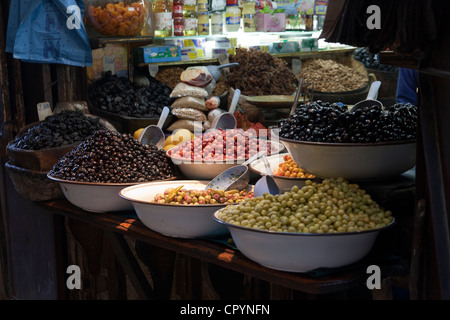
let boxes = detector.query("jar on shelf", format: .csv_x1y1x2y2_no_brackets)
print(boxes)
211,11,224,35
153,0,173,37
242,0,256,32
225,0,240,33
85,0,148,37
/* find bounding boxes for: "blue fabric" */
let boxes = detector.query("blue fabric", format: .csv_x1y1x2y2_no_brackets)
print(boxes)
6,0,92,67
396,67,418,105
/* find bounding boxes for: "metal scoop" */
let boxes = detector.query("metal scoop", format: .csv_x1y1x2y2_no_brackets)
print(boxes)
139,106,170,149
350,81,383,112
213,89,240,130
207,63,239,81
254,156,280,197
205,151,266,191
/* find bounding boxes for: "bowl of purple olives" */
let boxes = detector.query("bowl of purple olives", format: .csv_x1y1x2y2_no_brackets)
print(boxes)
47,130,178,213
278,101,417,181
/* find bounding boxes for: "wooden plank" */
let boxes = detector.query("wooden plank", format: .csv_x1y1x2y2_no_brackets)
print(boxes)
41,199,370,295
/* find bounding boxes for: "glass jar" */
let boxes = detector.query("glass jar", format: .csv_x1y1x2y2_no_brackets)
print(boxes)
211,11,224,35
242,0,256,32
153,0,173,37
225,0,240,33
85,0,148,37
183,0,198,36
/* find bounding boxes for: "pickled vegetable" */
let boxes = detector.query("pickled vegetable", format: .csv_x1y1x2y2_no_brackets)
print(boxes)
153,188,254,205
274,154,315,179
216,178,394,233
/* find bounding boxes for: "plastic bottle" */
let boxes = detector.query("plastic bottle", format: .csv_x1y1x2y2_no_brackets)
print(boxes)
173,0,184,36
225,0,240,33
197,0,209,35
242,0,256,32
183,0,198,36
153,0,173,37
211,11,224,35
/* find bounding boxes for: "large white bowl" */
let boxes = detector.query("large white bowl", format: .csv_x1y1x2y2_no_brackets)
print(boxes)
249,153,320,193
279,137,416,181
47,174,175,213
213,211,395,273
120,180,232,238
167,141,285,180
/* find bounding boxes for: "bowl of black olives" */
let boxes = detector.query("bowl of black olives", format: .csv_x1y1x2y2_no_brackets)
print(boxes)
47,130,178,213
277,101,417,181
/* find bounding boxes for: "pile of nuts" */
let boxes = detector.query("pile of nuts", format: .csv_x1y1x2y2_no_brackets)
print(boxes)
297,59,368,92
49,130,177,183
12,111,106,150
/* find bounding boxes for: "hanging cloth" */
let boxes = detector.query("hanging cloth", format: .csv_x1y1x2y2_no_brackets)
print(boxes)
6,0,92,67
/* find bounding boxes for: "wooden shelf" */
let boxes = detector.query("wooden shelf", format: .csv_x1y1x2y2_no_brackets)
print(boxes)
89,35,154,50
378,51,419,70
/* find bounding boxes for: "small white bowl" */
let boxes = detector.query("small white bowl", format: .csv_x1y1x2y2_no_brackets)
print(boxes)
249,153,319,193
280,137,416,181
213,211,395,273
120,180,233,238
47,174,175,213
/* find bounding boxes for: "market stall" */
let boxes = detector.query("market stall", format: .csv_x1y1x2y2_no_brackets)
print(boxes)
0,0,447,301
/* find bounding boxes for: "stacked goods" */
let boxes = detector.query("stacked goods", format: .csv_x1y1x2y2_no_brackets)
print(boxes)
49,130,176,183
11,111,106,150
278,101,417,143
227,48,298,96
168,67,221,132
297,59,368,92
88,71,172,118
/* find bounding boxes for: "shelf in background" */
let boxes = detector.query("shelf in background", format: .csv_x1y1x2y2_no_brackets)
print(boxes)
89,35,154,50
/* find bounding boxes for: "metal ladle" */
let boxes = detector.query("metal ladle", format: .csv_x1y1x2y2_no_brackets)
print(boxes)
253,155,280,197
213,88,240,130
206,62,240,81
138,106,170,149
350,81,383,112
205,151,266,191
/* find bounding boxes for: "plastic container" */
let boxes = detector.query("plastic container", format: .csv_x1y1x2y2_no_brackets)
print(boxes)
153,0,173,37
198,12,210,35
242,0,256,32
173,0,184,36
225,0,241,33
85,0,148,37
183,0,198,36
211,11,224,34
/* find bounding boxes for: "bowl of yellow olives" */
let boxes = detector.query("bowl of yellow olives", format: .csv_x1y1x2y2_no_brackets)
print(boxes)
120,180,254,238
249,153,320,193
213,178,395,272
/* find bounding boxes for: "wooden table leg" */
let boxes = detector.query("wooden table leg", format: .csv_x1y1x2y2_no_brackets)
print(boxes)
104,231,155,300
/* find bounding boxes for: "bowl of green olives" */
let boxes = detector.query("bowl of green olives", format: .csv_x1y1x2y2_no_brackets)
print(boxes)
213,178,395,272
120,180,254,238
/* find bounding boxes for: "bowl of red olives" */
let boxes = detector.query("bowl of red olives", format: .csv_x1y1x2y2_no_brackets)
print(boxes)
166,129,285,180
120,180,254,238
278,101,417,181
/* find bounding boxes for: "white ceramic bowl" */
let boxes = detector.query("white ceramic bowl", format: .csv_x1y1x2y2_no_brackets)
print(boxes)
120,180,233,238
279,137,416,181
213,211,395,273
249,153,319,193
167,141,285,180
47,174,175,213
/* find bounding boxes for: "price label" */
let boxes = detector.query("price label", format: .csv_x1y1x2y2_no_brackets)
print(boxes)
148,64,159,77
103,55,115,74
37,102,53,121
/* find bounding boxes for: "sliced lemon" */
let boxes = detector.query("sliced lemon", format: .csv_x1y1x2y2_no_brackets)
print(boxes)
133,128,144,140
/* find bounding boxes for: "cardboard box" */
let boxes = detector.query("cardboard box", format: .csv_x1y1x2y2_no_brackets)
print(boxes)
256,13,286,32
269,42,299,54
181,47,197,60
300,38,319,52
135,45,181,64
